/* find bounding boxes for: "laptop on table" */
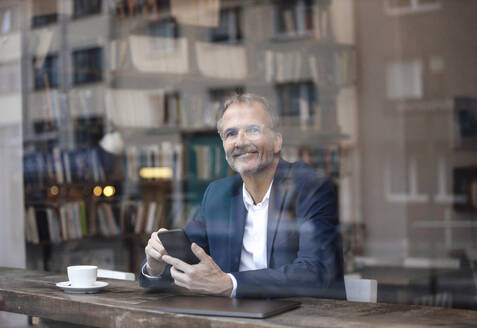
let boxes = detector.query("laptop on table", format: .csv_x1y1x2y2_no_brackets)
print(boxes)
137,295,301,319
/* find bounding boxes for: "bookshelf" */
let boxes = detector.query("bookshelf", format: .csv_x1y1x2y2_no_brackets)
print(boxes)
21,0,356,275
184,131,229,205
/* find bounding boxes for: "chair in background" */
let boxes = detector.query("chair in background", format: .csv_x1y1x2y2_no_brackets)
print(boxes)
344,278,378,303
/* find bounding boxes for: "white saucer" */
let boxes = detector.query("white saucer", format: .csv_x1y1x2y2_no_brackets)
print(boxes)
56,281,108,294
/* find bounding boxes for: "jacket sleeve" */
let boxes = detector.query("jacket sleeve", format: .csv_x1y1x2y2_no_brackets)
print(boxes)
232,175,346,299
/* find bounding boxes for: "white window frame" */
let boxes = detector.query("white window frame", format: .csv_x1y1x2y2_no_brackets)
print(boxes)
384,0,441,16
386,59,423,100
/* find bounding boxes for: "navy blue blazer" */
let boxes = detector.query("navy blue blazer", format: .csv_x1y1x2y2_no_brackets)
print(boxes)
139,159,346,299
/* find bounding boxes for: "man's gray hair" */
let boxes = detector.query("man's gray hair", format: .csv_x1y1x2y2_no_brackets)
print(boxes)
216,93,281,133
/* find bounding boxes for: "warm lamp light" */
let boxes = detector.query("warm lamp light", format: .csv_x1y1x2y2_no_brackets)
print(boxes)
50,185,59,196
103,185,115,197
93,186,103,197
139,167,173,179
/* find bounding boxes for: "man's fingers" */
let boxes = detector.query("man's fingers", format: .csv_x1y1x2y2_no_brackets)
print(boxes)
173,278,187,289
146,238,166,256
146,246,163,261
191,243,209,262
162,255,190,273
145,246,158,258
170,266,187,282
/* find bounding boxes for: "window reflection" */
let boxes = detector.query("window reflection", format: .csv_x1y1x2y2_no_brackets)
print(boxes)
33,54,59,90
0,0,473,311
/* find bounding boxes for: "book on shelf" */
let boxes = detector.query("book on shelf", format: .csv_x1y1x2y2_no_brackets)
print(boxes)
26,201,125,243
25,207,39,244
98,203,120,236
119,200,139,233
134,201,146,234
97,204,109,236
46,207,61,243
26,207,51,243
191,143,226,181
52,147,64,184
144,201,157,234
23,147,110,186
79,200,88,236
59,205,68,240
88,200,97,235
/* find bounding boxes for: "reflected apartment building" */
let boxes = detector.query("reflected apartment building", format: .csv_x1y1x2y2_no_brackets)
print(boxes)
356,0,477,308
2,0,476,310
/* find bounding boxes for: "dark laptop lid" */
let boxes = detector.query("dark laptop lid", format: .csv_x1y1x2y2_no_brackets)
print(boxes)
137,295,301,319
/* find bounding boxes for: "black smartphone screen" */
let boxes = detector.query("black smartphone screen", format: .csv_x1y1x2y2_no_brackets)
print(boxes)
157,229,200,265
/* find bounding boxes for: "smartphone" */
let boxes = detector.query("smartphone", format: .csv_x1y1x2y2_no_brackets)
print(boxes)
157,229,199,265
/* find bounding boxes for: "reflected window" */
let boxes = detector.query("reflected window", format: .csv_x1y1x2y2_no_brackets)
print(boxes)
115,0,170,18
454,97,477,150
146,17,178,38
275,0,314,37
73,47,103,85
1,6,21,34
453,167,477,212
207,87,244,126
386,60,423,100
209,87,245,104
141,17,178,55
209,7,242,44
164,93,181,126
276,81,317,125
385,0,441,15
31,0,58,28
33,54,59,90
73,0,102,19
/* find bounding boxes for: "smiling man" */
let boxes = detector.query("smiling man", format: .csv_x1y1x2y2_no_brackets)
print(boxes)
139,93,346,299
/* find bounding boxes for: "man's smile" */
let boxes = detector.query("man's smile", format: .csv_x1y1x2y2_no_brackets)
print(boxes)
234,151,258,159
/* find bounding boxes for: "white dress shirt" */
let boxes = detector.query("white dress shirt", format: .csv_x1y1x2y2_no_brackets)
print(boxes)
227,181,272,297
143,181,273,298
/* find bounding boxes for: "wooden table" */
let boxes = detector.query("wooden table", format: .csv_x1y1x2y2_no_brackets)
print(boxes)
1,267,477,328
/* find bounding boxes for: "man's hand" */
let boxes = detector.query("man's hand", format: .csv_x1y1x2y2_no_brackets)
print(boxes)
145,228,168,276
162,243,233,297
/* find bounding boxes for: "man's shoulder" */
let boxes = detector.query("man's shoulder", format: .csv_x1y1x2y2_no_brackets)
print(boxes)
281,159,329,184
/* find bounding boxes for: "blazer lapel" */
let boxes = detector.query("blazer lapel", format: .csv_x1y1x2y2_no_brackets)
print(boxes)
267,159,292,267
229,179,247,272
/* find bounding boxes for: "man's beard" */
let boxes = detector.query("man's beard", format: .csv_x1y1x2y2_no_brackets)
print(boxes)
226,145,275,176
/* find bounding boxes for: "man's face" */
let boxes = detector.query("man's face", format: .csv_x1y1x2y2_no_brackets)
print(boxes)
220,102,282,176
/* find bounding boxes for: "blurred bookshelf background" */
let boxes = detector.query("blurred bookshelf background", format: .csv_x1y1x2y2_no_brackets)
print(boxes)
1,0,477,319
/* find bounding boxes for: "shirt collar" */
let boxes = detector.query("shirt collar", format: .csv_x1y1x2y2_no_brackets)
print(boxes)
242,180,273,210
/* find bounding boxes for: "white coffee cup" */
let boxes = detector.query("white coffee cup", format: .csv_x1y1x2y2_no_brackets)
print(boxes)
67,265,98,287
